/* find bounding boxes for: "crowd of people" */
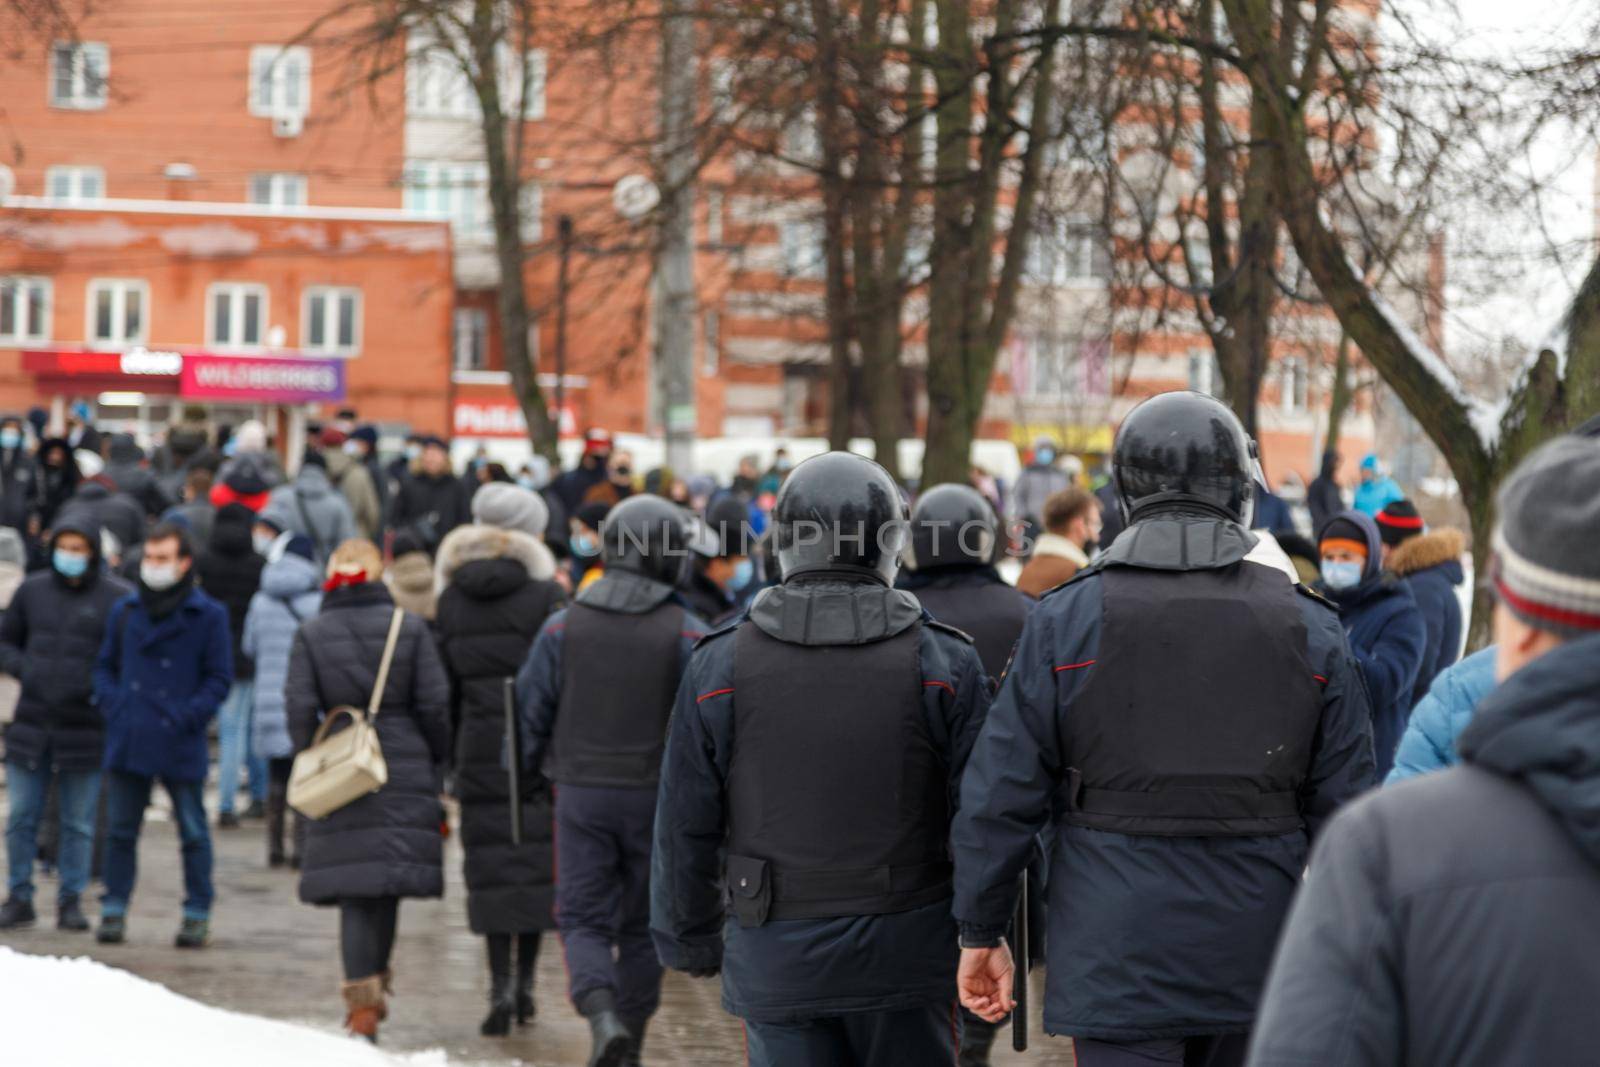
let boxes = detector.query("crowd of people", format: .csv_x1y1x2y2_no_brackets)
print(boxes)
1,391,1592,1067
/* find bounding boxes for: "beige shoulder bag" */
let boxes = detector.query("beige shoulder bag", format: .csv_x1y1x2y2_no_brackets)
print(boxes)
287,608,405,820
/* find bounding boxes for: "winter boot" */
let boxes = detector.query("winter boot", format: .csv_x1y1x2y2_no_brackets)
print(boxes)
514,934,539,1025
342,975,388,1044
96,913,126,944
217,810,240,829
243,798,266,820
620,1017,650,1067
175,916,210,949
480,942,515,1037
0,897,36,930
266,782,288,867
578,990,633,1067
958,1011,1000,1066
57,896,89,932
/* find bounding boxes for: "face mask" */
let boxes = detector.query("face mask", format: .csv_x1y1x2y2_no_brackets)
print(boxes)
222,439,238,457
252,532,277,556
517,476,538,491
343,440,364,457
0,430,21,450
140,562,182,591
571,533,599,558
53,550,90,579
729,558,755,592
775,458,792,472
1035,448,1055,466
405,444,423,461
1320,559,1363,592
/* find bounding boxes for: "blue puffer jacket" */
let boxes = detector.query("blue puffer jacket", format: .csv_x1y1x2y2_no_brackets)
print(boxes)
242,552,323,761
94,581,234,783
1385,646,1497,784
1385,528,1466,699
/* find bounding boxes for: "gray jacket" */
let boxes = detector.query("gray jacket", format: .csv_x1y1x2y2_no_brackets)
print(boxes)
242,552,323,760
261,467,359,563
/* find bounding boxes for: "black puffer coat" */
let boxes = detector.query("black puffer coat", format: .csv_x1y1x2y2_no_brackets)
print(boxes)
63,481,146,552
0,516,132,771
195,503,264,680
286,581,452,904
434,524,564,934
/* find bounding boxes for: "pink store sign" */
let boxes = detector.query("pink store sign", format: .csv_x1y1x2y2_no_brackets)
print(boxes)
180,354,346,403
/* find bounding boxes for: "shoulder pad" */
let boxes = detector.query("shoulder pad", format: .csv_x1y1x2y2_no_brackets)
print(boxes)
1295,582,1337,611
693,618,743,649
1035,559,1104,602
924,618,975,644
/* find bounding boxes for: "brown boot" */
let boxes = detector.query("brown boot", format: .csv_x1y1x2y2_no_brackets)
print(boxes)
342,975,387,1043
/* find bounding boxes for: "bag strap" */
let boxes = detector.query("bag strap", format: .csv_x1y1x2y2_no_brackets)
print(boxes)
367,608,405,720
294,488,331,560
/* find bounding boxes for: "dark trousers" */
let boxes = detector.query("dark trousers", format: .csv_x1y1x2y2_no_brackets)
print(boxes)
1073,1034,1250,1067
745,1003,957,1067
554,784,660,1021
340,897,400,980
102,771,213,921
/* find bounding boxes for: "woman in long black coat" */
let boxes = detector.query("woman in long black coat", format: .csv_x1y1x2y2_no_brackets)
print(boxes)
434,491,564,1036
284,538,451,1043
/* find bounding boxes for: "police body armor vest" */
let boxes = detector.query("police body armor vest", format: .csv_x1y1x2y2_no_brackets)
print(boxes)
913,579,1028,680
551,600,684,788
724,620,952,925
1064,563,1322,836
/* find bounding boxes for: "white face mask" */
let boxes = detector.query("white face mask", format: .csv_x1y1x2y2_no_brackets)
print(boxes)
140,562,182,591
252,532,277,557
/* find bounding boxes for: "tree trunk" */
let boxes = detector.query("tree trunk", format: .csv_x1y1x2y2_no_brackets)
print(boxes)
1324,331,1352,455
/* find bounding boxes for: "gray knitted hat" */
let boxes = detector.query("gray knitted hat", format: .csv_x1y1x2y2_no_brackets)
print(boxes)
471,482,549,539
1492,435,1600,636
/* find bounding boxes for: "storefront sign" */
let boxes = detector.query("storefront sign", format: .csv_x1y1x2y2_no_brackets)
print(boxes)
180,354,345,403
23,348,184,380
454,400,577,438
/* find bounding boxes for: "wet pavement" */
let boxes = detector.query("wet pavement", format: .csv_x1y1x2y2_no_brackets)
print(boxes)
1,801,1077,1065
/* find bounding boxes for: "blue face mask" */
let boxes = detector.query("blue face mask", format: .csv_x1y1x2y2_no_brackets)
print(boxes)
571,533,599,558
1320,559,1363,591
0,429,21,450
729,558,755,592
1035,447,1055,466
53,549,90,579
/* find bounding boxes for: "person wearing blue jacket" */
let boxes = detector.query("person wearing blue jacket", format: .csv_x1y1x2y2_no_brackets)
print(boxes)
951,394,1374,1067
1352,454,1404,517
1316,510,1428,778
92,522,233,949
1376,500,1465,696
1385,646,1496,783
652,453,990,1067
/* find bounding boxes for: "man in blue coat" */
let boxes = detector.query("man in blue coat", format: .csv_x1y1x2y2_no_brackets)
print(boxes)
652,452,991,1067
1376,500,1465,696
951,393,1374,1067
93,522,233,949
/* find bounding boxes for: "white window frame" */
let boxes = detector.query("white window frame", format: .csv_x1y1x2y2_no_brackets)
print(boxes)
407,44,474,118
206,283,269,351
50,42,108,109
702,309,720,375
778,217,826,279
248,172,308,208
519,182,543,243
1026,215,1110,287
452,307,489,371
518,49,547,121
705,188,725,246
301,286,362,355
0,277,52,344
249,45,311,118
1188,349,1219,396
1280,356,1309,413
86,279,150,348
44,165,104,202
402,160,492,240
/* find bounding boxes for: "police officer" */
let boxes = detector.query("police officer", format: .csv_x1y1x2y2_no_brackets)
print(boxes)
681,494,757,626
516,495,708,1067
900,483,1031,681
950,392,1376,1067
651,452,991,1067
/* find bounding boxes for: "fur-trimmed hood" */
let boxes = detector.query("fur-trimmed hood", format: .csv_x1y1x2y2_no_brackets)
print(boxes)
435,523,558,589
1387,527,1466,579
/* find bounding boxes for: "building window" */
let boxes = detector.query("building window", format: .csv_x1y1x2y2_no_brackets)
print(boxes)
453,308,489,371
519,182,542,242
702,309,720,375
403,161,491,239
0,277,51,343
44,166,104,202
705,189,724,246
407,45,474,118
50,42,108,109
1187,349,1219,396
303,287,361,355
248,173,307,208
207,284,267,349
518,49,547,121
778,217,826,279
1026,216,1111,286
87,279,148,347
249,45,311,117
1280,356,1309,413
782,108,822,168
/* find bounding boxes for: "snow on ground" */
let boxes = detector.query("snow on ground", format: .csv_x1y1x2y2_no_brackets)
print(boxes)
2,947,473,1067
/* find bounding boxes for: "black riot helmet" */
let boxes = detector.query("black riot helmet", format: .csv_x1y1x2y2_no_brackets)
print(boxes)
773,451,908,585
600,494,693,586
907,483,1003,570
1112,390,1257,526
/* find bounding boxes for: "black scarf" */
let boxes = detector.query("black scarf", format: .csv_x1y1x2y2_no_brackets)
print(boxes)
139,567,196,621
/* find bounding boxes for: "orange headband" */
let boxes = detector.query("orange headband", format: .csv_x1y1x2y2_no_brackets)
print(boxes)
1320,537,1368,559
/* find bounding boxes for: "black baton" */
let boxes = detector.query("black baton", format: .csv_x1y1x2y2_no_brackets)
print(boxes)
504,677,523,845
1013,871,1030,1052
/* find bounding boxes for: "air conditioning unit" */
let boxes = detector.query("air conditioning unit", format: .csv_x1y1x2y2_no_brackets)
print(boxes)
272,113,304,138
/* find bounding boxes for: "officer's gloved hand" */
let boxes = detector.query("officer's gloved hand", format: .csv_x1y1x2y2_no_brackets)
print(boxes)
685,964,721,979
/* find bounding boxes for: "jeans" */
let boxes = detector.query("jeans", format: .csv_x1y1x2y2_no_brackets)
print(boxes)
340,897,400,980
102,771,214,921
5,757,101,906
215,680,264,814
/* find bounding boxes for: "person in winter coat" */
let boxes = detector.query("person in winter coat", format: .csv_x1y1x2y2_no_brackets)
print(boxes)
681,495,757,628
434,485,565,1036
0,516,131,932
0,415,37,532
350,426,389,534
390,437,470,551
66,477,146,555
196,504,266,827
1016,487,1101,598
33,438,81,533
1316,511,1429,778
1307,451,1344,534
93,523,233,948
1007,440,1072,544
1384,646,1496,784
321,428,383,542
1351,453,1404,517
241,534,322,867
104,433,172,518
0,528,24,725
551,429,614,515
1377,500,1465,696
1248,437,1600,1067
216,420,285,490
162,467,218,548
260,455,359,565
953,394,1374,1067
285,538,451,1042
386,529,438,621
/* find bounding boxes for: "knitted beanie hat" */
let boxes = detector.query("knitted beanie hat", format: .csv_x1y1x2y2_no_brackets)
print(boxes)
1492,436,1600,636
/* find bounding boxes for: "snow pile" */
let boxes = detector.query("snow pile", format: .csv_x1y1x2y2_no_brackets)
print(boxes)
1,948,457,1067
